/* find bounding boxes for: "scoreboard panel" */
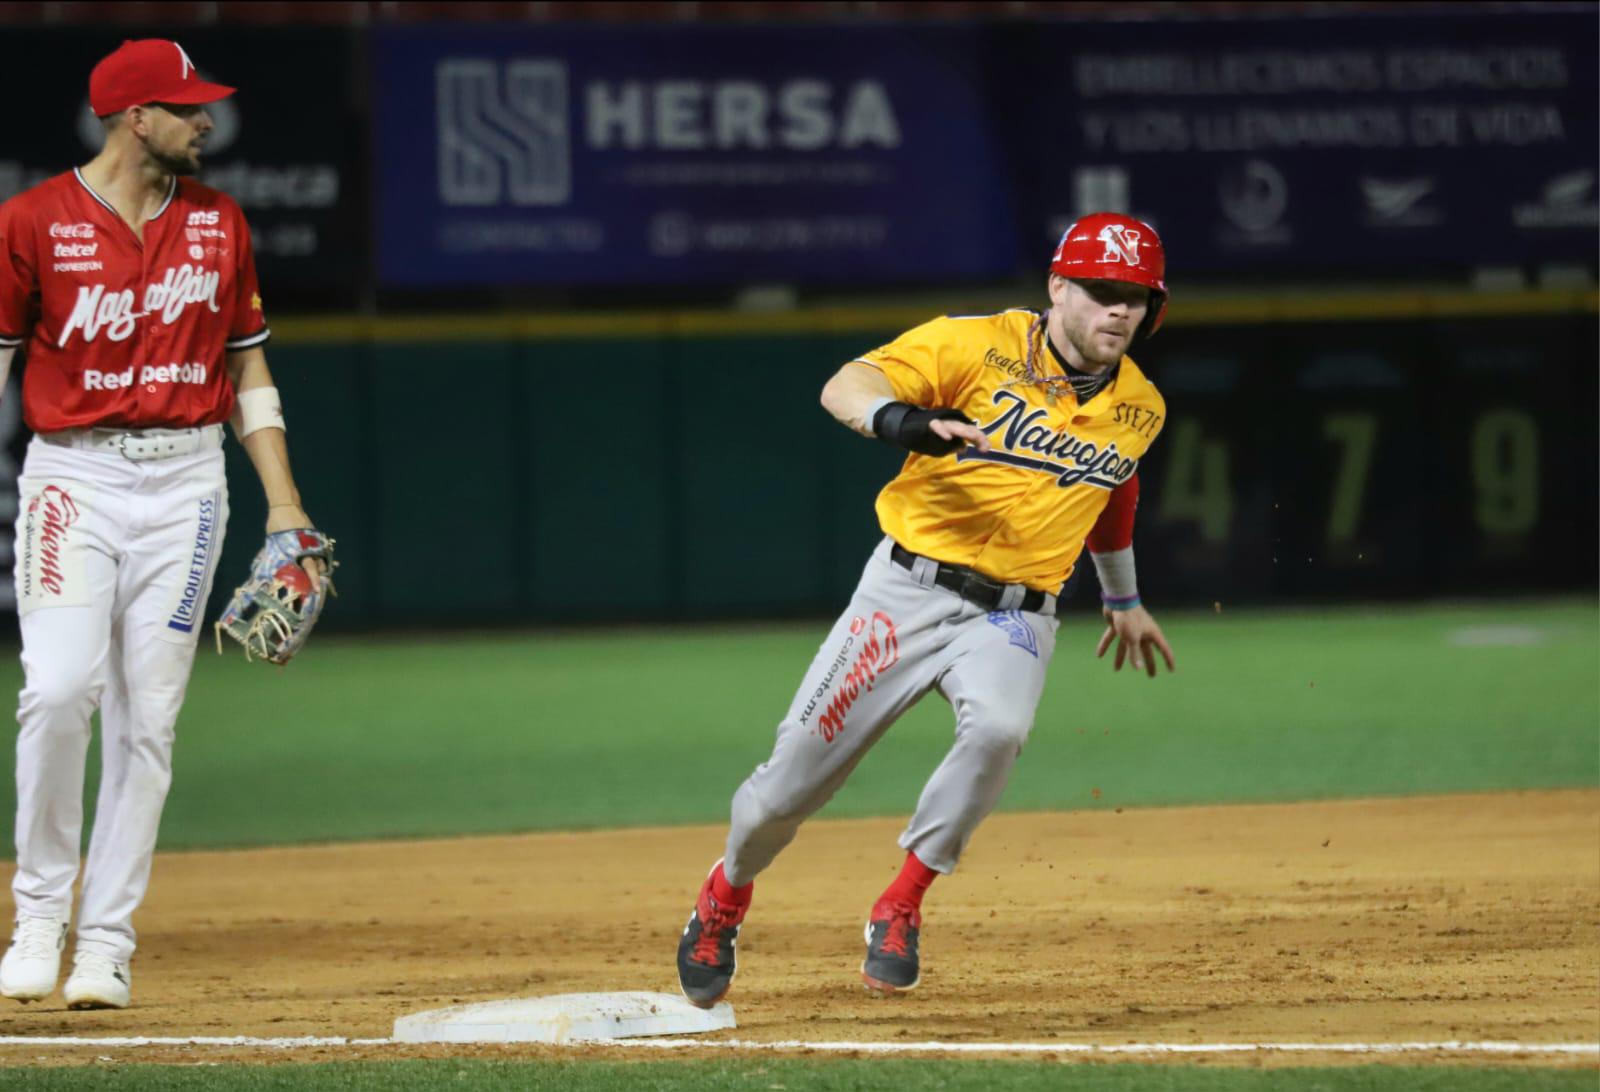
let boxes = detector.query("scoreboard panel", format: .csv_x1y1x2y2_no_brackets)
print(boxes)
1134,314,1597,605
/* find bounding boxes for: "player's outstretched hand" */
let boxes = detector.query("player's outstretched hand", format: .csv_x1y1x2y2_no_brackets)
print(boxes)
1096,604,1175,678
928,418,992,453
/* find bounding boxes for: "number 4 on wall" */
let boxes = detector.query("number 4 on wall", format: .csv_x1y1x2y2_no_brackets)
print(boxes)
1158,418,1232,544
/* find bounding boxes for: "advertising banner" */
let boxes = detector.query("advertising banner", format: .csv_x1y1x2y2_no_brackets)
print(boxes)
997,8,1599,276
0,28,367,309
373,24,1018,287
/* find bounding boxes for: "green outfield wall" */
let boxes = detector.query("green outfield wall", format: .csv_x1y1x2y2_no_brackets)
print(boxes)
209,289,1598,628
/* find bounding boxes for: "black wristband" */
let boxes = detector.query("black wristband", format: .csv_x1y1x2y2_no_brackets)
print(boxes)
871,401,976,457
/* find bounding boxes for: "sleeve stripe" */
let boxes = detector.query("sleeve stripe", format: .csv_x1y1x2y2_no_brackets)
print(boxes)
224,327,271,350
849,357,883,370
0,332,24,348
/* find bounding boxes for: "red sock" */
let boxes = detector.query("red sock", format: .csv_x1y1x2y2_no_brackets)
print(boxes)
878,851,939,911
709,860,754,907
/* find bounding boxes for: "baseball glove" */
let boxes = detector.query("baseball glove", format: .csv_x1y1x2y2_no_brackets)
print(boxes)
214,529,338,665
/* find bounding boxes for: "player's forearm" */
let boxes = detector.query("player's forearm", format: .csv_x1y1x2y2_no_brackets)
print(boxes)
240,425,303,511
226,347,302,511
1091,547,1139,610
821,361,896,436
1089,475,1141,609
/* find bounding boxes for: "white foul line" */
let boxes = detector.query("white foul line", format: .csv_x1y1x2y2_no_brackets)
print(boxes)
0,1036,1594,1056
615,1038,1600,1056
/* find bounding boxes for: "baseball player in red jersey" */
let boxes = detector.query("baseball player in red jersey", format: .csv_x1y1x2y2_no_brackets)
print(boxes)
0,40,327,1009
677,213,1176,1006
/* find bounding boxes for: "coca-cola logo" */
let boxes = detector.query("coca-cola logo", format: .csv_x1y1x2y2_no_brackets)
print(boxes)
29,485,80,596
49,222,95,239
56,263,222,348
816,611,900,743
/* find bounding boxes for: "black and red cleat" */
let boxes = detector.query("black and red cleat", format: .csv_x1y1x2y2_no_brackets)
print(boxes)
676,867,749,1008
861,898,921,993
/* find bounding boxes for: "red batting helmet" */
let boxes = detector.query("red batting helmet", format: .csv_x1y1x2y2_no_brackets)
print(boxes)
1049,212,1169,337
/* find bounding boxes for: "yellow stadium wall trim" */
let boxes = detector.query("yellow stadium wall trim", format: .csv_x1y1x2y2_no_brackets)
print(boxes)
267,287,1600,345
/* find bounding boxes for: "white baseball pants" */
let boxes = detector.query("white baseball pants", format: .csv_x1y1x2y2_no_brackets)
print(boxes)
11,430,227,962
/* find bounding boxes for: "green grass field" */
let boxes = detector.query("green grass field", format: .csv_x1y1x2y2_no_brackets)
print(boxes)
0,598,1594,1090
1,598,1589,851
8,1059,1599,1091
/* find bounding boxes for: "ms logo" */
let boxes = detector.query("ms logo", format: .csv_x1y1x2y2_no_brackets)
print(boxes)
1098,224,1142,265
436,59,569,207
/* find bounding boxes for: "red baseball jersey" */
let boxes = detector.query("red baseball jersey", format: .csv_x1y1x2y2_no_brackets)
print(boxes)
0,168,269,433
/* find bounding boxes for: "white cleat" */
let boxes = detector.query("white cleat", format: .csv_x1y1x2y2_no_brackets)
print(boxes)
0,915,68,1002
64,952,131,1010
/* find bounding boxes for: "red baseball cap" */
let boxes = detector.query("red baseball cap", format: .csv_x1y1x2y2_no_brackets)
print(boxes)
89,39,235,117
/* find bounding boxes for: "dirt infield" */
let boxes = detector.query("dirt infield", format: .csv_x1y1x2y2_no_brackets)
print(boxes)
0,789,1595,1067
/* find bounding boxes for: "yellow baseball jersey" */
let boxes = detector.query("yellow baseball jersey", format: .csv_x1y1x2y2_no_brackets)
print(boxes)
853,308,1166,593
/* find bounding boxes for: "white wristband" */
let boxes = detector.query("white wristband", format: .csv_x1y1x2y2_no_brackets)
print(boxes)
861,395,895,436
231,386,285,438
1090,545,1140,610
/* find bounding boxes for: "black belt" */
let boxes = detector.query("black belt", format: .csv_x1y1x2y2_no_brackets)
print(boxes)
890,543,1049,613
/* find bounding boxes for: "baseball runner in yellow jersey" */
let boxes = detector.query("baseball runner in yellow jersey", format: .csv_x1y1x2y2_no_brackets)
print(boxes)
676,213,1177,1006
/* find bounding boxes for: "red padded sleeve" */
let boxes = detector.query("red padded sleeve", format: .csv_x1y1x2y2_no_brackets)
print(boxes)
1086,474,1139,553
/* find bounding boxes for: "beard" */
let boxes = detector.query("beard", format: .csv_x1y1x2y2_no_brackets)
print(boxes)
1064,323,1129,371
153,149,200,177
148,143,200,177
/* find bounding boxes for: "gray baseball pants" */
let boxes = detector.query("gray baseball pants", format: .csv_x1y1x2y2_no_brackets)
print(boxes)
723,537,1060,884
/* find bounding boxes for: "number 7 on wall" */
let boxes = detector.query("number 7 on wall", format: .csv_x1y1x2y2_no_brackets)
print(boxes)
1323,412,1378,549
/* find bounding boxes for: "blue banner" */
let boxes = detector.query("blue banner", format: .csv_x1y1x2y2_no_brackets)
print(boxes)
994,8,1599,276
373,25,1018,287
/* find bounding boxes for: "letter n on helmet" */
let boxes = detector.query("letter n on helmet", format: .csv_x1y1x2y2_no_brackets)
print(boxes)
1050,212,1169,338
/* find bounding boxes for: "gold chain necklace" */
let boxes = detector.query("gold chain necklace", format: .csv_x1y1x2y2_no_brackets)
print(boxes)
1002,313,1078,405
